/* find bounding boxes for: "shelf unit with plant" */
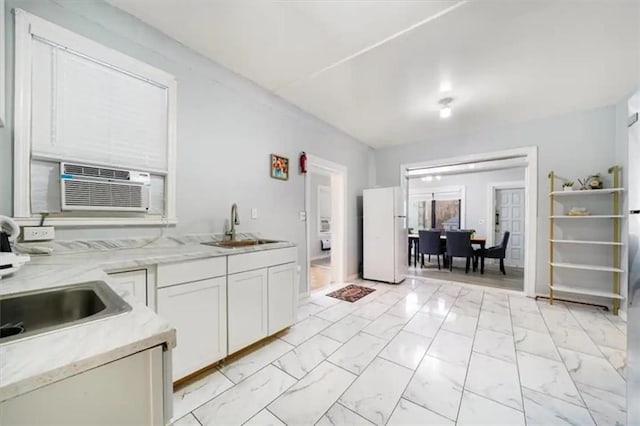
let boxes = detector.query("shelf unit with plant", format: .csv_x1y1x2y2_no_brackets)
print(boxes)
548,166,624,314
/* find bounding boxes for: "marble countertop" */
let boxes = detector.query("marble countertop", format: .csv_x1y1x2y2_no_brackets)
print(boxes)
0,233,296,402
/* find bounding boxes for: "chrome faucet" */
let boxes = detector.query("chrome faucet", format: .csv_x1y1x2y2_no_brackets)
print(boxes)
227,203,240,241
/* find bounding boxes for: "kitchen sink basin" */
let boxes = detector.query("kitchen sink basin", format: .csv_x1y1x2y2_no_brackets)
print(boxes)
0,281,131,344
201,239,280,248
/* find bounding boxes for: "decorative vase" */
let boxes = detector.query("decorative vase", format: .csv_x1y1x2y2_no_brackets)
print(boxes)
563,186,573,192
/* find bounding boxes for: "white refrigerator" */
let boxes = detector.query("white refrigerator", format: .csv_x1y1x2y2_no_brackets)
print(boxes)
363,187,408,284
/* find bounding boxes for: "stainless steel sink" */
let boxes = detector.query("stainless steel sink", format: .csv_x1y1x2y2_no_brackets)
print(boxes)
201,239,280,248
0,281,131,344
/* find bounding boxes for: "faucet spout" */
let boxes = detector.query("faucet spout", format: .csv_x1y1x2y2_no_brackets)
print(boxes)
228,203,239,241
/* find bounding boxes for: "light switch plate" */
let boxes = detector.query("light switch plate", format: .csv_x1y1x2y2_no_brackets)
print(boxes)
299,211,307,221
251,208,258,219
23,226,55,241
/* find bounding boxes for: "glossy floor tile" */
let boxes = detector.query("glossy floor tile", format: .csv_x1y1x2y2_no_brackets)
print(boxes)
175,277,626,425
339,357,413,425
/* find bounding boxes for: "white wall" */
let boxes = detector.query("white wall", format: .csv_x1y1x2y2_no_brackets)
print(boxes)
0,0,373,294
309,173,331,259
409,167,525,242
376,105,620,301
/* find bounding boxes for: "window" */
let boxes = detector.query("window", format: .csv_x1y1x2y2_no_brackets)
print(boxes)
13,9,177,226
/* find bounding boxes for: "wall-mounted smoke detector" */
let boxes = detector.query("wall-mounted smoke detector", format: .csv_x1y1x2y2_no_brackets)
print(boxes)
439,97,454,119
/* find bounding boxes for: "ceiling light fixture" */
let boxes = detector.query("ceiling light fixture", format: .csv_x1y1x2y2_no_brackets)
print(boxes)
421,175,434,182
435,175,442,180
439,97,454,119
439,81,452,92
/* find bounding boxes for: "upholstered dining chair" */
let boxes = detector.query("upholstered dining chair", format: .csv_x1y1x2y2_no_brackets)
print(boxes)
483,231,511,275
418,230,446,270
445,230,476,273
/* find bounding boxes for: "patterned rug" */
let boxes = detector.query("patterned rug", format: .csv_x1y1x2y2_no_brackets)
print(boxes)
326,284,375,303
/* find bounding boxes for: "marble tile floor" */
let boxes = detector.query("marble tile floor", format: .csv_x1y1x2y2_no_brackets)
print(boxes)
172,277,627,426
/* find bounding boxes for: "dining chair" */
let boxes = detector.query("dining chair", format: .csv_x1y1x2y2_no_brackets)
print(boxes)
418,230,446,270
483,231,511,275
445,230,477,273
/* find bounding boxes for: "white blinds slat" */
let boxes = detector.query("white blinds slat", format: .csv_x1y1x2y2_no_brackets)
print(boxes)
30,38,169,172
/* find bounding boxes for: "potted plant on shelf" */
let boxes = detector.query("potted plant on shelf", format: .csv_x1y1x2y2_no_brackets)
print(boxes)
562,181,574,192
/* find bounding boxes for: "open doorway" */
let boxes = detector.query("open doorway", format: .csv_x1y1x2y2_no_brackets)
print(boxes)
304,155,347,297
402,147,538,296
308,172,332,292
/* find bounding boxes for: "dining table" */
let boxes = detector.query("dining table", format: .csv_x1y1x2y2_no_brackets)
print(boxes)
408,233,487,273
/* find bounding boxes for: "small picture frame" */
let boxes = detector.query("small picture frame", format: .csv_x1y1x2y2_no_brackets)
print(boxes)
270,154,289,181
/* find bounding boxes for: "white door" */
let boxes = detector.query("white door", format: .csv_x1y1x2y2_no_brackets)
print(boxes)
157,277,227,381
228,268,268,353
268,263,297,334
108,269,147,306
495,188,525,267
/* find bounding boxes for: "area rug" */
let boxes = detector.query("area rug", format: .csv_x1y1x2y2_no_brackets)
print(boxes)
326,284,375,303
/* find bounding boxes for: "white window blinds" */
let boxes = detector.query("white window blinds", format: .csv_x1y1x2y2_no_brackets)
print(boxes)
30,37,169,173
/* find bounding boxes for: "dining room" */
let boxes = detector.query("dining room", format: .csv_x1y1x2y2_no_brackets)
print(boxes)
406,161,527,292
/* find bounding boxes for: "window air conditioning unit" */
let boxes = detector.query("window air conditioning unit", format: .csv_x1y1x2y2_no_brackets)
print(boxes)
60,162,150,212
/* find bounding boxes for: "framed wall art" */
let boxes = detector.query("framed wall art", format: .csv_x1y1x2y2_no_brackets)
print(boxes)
270,154,289,181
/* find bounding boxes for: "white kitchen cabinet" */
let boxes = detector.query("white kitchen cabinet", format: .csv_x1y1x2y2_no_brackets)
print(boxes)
228,269,269,353
157,277,227,381
0,346,167,425
108,269,148,306
268,263,298,334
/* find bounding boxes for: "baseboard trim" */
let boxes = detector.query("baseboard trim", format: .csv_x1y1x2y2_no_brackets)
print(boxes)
310,255,331,261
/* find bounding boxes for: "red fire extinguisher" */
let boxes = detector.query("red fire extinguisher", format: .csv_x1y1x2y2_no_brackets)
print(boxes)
299,151,307,174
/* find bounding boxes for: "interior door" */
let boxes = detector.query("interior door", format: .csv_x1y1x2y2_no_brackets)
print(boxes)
495,188,525,267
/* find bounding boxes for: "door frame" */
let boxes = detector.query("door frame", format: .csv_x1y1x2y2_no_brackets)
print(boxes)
303,154,348,298
487,181,525,267
400,146,538,297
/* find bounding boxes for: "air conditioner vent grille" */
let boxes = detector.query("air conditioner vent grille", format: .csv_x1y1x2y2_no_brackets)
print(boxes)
63,163,130,180
64,180,144,210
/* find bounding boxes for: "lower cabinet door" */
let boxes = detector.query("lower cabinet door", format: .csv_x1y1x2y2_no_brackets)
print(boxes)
0,347,165,426
157,277,227,381
228,268,268,353
108,269,148,306
268,262,298,334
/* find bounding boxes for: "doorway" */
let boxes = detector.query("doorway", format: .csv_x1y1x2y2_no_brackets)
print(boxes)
308,173,333,292
401,147,538,297
304,155,347,297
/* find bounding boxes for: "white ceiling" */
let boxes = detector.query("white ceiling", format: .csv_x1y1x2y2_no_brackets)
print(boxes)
107,0,640,148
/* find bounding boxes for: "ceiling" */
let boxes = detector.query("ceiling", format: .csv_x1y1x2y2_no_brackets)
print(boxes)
107,0,640,148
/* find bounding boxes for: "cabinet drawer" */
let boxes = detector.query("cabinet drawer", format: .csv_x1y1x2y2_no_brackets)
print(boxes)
228,247,297,274
157,257,226,288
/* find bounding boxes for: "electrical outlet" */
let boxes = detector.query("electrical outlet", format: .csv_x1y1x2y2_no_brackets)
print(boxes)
23,226,55,242
251,208,258,219
299,211,307,221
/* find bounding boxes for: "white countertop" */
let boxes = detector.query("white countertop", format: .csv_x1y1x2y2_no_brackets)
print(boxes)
0,233,295,402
